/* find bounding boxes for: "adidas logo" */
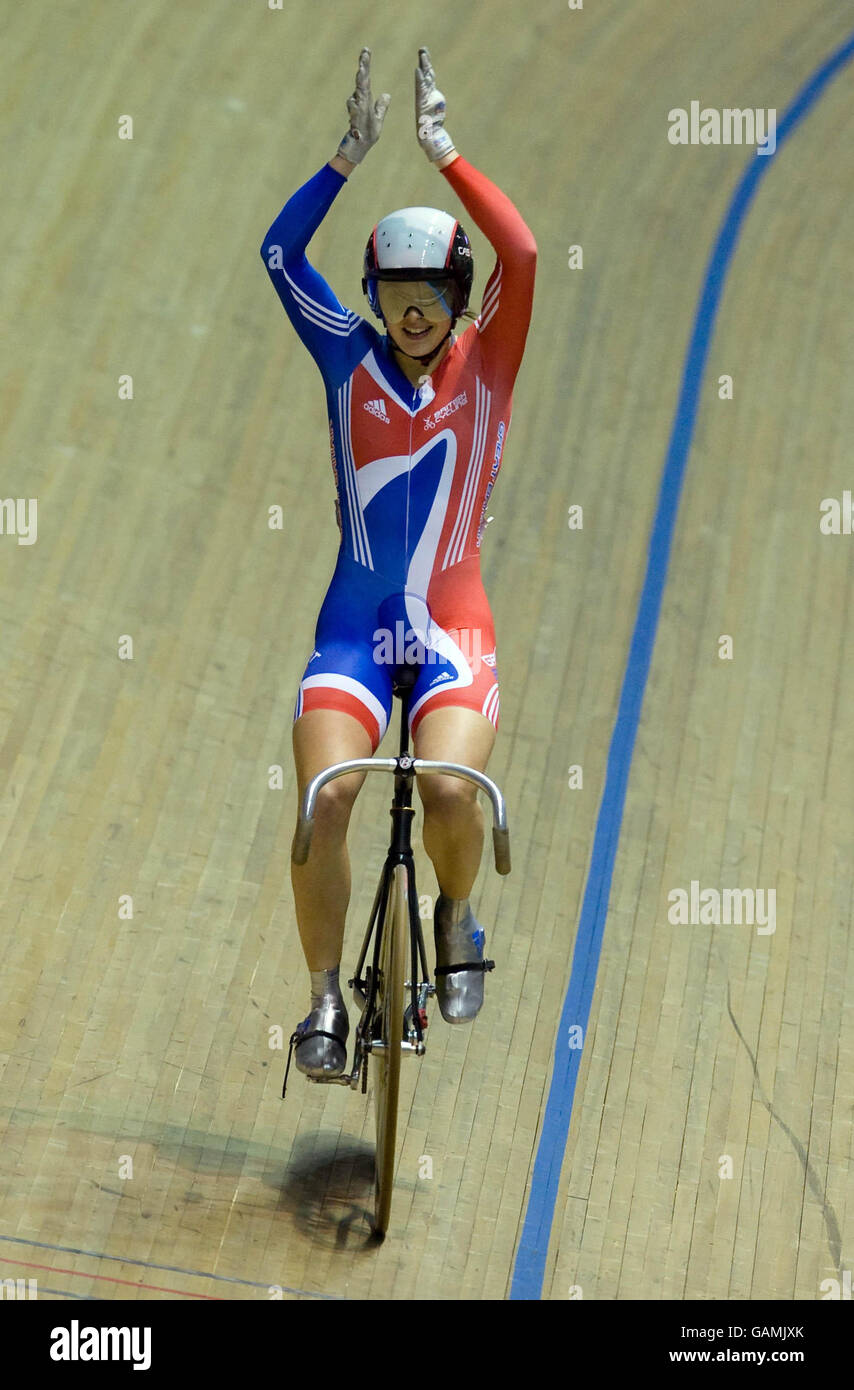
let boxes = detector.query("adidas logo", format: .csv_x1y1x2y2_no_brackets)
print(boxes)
429,671,454,688
363,397,390,423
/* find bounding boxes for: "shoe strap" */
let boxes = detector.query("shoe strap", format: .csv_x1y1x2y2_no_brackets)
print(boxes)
282,1027,347,1099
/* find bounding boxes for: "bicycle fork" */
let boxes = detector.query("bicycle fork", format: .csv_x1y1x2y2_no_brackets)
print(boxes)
349,754,435,1088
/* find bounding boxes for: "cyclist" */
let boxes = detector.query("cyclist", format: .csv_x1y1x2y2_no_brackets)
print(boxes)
261,47,536,1080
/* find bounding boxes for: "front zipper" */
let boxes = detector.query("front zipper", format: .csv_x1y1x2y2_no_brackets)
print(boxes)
404,385,416,586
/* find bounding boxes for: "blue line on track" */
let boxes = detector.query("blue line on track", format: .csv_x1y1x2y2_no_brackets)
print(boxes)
510,29,854,1301
0,1233,346,1300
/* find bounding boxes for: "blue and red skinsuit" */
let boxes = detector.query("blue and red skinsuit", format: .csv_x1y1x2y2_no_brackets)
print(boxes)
260,157,536,751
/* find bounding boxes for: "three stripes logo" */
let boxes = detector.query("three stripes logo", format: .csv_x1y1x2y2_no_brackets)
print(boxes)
363,397,390,423
476,267,502,334
481,685,499,727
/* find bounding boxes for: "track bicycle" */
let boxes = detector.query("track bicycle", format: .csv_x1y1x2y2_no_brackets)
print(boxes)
284,662,511,1237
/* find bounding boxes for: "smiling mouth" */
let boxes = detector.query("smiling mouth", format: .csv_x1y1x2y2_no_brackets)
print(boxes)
402,324,431,339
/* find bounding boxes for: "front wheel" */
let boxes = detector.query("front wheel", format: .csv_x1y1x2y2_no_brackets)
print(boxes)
372,862,407,1237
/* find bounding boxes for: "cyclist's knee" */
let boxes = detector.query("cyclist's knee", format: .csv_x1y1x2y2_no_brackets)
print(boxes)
304,773,364,827
418,774,478,818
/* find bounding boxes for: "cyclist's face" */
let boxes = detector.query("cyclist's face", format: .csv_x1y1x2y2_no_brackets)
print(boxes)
378,280,452,356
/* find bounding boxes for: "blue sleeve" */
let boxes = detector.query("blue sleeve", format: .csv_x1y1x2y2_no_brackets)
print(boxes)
260,163,370,386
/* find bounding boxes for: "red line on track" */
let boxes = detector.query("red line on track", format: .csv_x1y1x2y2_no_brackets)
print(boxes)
1,1257,223,1300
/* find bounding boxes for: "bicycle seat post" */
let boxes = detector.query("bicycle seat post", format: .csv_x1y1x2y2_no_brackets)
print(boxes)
393,662,417,760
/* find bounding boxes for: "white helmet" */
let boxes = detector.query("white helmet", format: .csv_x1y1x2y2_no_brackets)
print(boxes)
362,206,474,320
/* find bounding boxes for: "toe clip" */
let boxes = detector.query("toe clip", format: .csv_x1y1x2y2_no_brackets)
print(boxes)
282,1026,347,1098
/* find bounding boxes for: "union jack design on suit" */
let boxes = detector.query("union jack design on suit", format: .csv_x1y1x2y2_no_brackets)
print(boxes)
261,157,537,750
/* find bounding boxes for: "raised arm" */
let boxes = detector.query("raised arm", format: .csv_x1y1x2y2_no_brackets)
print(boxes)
259,49,390,374
415,48,536,387
260,162,359,371
440,155,536,385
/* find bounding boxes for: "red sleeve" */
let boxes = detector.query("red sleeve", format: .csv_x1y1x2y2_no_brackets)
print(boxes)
439,155,537,389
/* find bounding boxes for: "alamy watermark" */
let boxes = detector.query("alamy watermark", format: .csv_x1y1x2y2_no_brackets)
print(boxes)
668,881,776,935
0,498,37,544
820,1271,852,1300
668,103,776,155
50,1320,151,1370
1,1277,37,1299
819,492,854,534
372,622,494,676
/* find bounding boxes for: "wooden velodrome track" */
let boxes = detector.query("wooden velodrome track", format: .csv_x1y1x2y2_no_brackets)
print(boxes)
2,0,852,1304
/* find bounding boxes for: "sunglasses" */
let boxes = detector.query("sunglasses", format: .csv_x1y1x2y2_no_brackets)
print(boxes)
377,279,455,324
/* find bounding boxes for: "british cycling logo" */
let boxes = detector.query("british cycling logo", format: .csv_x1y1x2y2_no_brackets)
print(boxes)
476,423,505,548
328,422,339,489
493,422,505,465
423,390,468,431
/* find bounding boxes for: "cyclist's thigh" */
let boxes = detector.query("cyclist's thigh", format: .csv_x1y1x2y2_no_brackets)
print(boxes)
292,555,394,786
293,708,374,799
413,705,496,814
413,705,495,770
408,559,500,750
